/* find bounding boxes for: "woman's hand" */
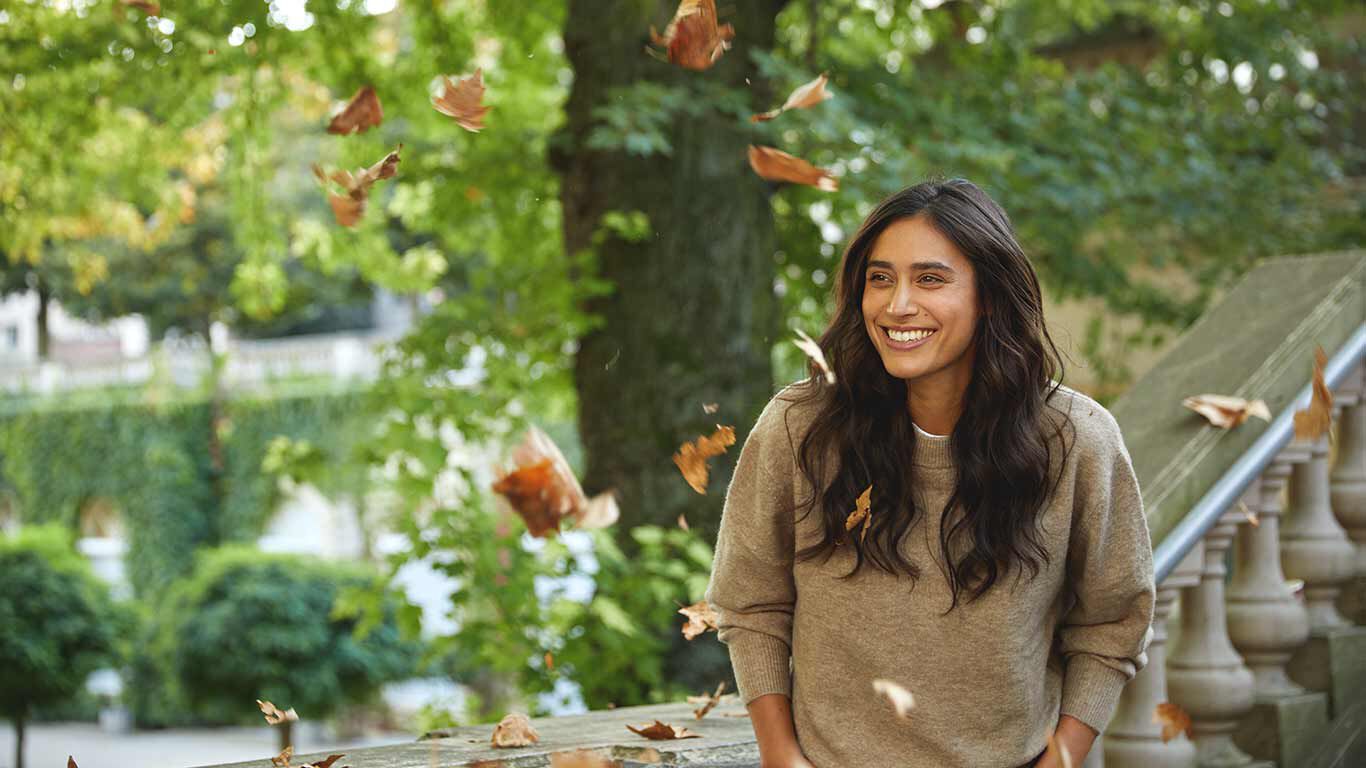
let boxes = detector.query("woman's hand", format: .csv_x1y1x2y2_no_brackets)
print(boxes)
759,746,816,768
1035,714,1097,767
749,693,815,768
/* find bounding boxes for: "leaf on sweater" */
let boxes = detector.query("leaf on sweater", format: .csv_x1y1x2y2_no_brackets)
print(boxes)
672,425,736,494
257,699,299,725
491,712,540,748
548,749,615,768
1153,701,1193,743
687,681,727,719
871,678,915,719
845,485,873,543
1238,500,1259,527
1045,730,1074,768
270,746,292,768
491,426,619,538
677,599,719,640
752,73,832,122
326,85,383,135
433,69,490,132
648,0,735,71
793,328,836,384
748,145,838,191
626,719,702,740
1181,393,1271,429
1293,344,1333,442
311,145,402,227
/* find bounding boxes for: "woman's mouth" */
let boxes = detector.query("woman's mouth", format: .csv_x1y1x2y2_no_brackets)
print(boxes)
881,326,936,351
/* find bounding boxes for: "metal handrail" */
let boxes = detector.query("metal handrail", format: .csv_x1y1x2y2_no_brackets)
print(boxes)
1153,322,1366,583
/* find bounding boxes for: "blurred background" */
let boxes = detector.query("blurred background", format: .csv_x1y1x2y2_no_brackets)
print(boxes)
0,1,1361,767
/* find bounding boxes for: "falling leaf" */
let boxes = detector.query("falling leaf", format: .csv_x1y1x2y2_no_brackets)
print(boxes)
1293,345,1333,442
1045,730,1075,768
68,758,79,768
120,0,160,16
678,600,719,640
491,426,619,538
312,145,402,227
672,425,737,494
257,699,299,725
752,73,832,122
793,328,836,384
648,0,735,71
871,679,915,719
626,719,702,740
687,681,727,719
301,756,347,768
433,69,490,132
1153,702,1192,743
748,145,838,191
677,513,690,531
549,749,615,768
702,402,719,414
845,485,872,543
326,85,383,135
544,651,555,671
1181,393,1272,429
1238,500,1259,527
271,747,293,768
491,712,540,748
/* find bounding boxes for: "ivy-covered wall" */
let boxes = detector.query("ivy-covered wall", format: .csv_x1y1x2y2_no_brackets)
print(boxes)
0,387,368,597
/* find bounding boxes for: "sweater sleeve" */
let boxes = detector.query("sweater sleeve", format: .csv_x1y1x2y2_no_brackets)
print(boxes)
1057,407,1156,734
704,395,798,705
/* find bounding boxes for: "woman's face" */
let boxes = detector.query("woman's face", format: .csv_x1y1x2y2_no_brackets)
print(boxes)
860,214,980,384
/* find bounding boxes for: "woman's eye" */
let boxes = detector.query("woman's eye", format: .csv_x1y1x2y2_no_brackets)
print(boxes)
868,273,891,283
919,275,944,284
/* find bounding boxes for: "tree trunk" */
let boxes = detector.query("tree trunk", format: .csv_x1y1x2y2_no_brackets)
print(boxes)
556,0,788,546
14,713,25,768
35,275,50,361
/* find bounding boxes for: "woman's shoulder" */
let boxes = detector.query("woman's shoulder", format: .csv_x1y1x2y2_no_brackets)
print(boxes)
1042,381,1130,463
751,377,830,451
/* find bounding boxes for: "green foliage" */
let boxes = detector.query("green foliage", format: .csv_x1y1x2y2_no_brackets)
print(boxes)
0,525,122,722
149,545,413,725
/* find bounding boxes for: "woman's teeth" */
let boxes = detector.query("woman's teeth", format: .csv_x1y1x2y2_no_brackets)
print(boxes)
886,329,935,342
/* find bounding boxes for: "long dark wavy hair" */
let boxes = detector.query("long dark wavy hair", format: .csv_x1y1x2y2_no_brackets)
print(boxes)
787,178,1076,611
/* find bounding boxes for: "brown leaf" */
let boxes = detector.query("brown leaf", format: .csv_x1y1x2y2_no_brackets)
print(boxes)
747,145,838,191
549,749,615,768
686,681,727,719
871,678,915,719
271,746,293,768
327,85,383,135
68,758,79,768
433,69,491,132
672,425,737,494
257,699,299,725
1181,393,1272,429
1045,730,1075,768
545,651,555,671
626,719,702,740
752,73,832,122
1153,701,1193,743
120,0,161,16
1293,344,1333,442
793,329,836,384
491,712,540,748
301,756,347,768
845,485,872,543
649,0,735,71
678,600,719,640
491,426,617,538
491,460,565,537
312,146,402,227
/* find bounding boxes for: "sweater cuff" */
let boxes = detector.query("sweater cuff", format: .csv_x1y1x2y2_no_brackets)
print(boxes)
1060,654,1129,734
725,631,792,704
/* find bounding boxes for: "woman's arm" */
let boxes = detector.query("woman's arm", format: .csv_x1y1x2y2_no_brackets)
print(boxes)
748,693,815,768
1036,714,1096,767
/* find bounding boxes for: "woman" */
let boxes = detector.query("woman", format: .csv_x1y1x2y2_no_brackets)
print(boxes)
704,178,1155,768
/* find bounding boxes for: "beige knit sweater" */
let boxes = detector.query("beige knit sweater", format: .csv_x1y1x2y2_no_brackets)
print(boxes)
704,381,1155,768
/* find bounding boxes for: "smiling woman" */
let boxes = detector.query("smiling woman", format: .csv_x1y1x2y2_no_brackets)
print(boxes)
705,178,1156,768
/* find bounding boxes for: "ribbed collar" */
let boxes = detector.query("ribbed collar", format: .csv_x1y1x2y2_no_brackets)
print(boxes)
911,426,954,469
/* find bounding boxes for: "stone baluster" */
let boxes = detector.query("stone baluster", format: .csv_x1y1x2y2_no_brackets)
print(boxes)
1168,511,1264,767
1105,543,1201,768
1228,469,1311,697
1329,363,1366,617
1281,425,1356,632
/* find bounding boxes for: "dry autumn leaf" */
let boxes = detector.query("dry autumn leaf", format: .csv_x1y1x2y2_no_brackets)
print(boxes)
433,69,491,132
871,679,915,719
544,651,555,670
702,402,719,414
752,73,832,122
672,425,736,494
845,485,873,543
793,328,836,384
1293,344,1333,442
301,756,347,768
649,0,735,71
312,145,402,227
257,699,299,725
1181,393,1272,429
1153,701,1193,743
326,85,383,135
271,746,293,768
68,758,79,768
491,712,540,748
549,749,615,768
687,681,727,719
491,426,619,538
678,599,719,640
748,145,838,191
1045,730,1075,768
626,719,702,740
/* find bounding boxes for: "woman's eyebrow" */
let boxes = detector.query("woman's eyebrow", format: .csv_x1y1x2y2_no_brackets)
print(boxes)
867,259,956,273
